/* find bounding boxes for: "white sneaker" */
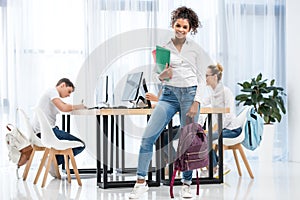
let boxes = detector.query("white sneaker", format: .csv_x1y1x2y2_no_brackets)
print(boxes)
128,182,149,199
43,157,57,178
181,185,192,198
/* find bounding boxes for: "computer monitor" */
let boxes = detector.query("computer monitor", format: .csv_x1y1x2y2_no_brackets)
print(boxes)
104,75,108,104
142,78,152,108
96,75,109,106
121,72,143,102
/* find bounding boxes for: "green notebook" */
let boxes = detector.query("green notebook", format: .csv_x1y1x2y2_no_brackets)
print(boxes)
155,45,170,73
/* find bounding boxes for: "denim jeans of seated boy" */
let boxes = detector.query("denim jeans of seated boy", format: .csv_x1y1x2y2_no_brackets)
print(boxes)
211,127,242,167
37,126,85,165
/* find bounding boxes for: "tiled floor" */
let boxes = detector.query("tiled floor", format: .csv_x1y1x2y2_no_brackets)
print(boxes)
1,160,300,200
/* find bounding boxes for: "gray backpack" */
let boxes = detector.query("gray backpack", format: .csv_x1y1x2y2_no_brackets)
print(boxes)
5,123,33,178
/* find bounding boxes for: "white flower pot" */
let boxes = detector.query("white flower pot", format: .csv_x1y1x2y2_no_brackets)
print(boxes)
258,124,275,163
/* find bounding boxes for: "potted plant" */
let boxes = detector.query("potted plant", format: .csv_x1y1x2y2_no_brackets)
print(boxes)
235,73,287,162
235,73,286,124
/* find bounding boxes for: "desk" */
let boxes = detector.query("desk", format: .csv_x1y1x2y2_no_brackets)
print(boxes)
64,107,229,189
69,108,159,189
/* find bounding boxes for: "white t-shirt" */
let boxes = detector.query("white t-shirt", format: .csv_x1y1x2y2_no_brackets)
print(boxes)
32,88,60,133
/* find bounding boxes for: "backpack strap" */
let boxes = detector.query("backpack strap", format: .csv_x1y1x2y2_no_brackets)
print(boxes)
170,169,178,198
170,169,200,198
196,169,200,195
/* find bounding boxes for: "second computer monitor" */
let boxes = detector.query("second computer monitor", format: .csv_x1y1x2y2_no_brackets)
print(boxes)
121,72,143,102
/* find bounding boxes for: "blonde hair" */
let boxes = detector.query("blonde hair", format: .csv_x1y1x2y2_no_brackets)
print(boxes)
208,63,223,82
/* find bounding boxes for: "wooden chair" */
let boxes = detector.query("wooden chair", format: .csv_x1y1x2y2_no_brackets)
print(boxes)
18,108,47,181
34,108,84,187
214,106,254,178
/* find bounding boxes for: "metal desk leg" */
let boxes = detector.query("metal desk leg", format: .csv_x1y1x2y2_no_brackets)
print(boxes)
103,115,109,188
110,116,114,173
61,115,66,171
115,116,119,170
98,115,109,189
116,114,140,173
97,115,102,185
61,114,70,132
67,115,70,132
121,115,125,172
62,114,66,131
147,115,153,181
217,113,224,182
61,114,70,171
208,113,213,178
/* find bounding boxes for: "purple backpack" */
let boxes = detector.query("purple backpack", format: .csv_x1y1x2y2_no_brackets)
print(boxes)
170,122,209,198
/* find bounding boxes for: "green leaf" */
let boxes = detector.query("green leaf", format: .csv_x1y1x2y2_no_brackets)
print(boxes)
235,94,249,101
241,88,253,93
277,96,286,114
242,82,251,88
273,111,282,122
256,73,262,81
264,115,270,124
260,88,270,93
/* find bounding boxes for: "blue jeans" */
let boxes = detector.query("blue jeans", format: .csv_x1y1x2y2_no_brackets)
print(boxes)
52,127,85,165
211,127,242,167
137,85,199,185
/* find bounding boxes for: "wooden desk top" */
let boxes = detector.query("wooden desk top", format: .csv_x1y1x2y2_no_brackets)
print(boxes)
70,107,230,116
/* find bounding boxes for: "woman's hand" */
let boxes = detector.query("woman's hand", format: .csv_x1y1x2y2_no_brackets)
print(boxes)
186,101,200,118
145,93,159,102
159,64,173,81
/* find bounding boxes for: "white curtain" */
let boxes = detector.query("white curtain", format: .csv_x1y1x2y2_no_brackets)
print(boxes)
221,0,287,161
0,0,85,120
0,0,287,163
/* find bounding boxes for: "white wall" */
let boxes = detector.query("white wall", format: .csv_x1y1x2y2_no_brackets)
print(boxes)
286,0,300,162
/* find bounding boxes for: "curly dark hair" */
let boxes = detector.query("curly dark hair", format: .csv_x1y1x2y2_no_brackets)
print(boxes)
170,6,202,35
